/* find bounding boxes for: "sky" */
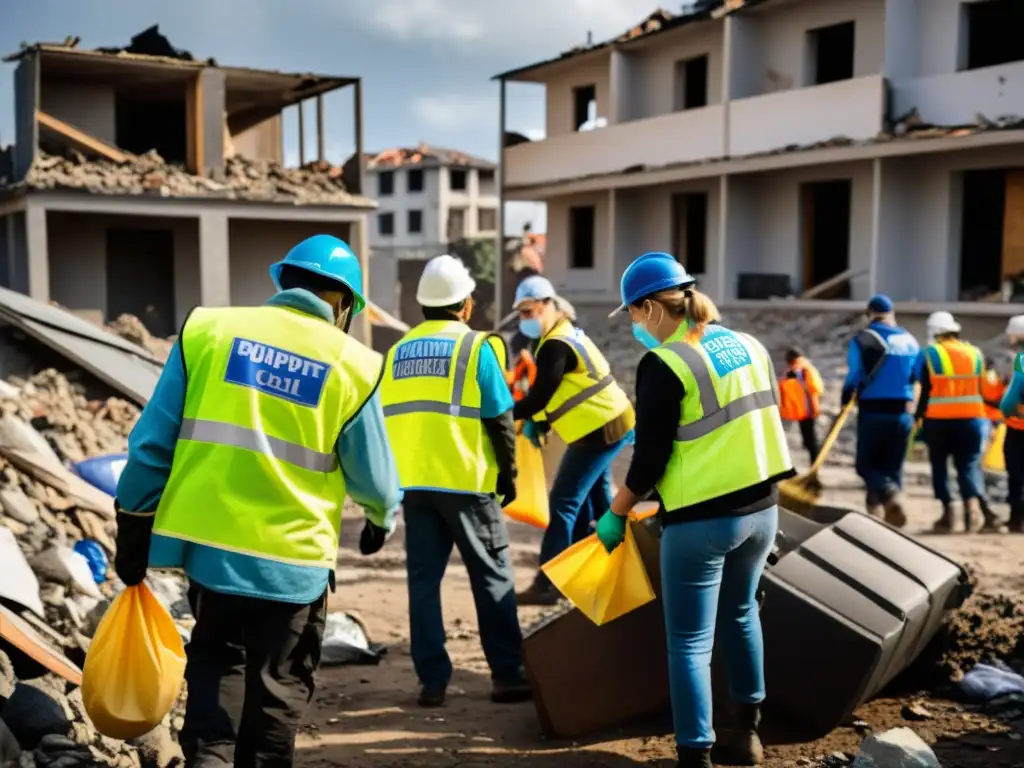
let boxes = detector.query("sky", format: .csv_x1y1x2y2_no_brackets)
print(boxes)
0,0,667,234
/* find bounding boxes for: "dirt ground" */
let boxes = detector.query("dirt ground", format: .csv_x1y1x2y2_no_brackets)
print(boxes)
296,443,1024,768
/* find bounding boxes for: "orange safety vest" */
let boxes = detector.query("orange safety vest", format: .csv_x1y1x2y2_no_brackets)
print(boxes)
778,358,822,421
981,369,1006,424
923,339,985,420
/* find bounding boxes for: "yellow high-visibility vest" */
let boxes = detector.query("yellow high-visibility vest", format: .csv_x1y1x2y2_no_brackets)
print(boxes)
653,324,793,510
152,305,382,568
534,319,632,443
380,320,505,493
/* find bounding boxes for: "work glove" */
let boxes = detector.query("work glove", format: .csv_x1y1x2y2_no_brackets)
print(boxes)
497,472,517,507
595,511,627,554
359,520,390,556
522,420,549,449
113,508,152,587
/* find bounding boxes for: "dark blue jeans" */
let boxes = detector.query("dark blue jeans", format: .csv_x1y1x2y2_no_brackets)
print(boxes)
854,411,914,503
923,418,986,504
661,506,778,749
404,491,524,689
537,433,633,569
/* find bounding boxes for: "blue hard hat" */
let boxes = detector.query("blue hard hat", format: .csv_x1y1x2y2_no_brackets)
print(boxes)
866,294,893,314
610,252,695,316
269,235,367,315
513,275,557,308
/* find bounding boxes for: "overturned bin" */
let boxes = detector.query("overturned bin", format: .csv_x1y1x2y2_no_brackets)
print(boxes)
522,506,970,739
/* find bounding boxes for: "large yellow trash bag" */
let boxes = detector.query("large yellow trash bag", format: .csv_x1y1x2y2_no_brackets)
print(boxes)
541,522,655,626
984,423,1007,472
82,583,187,740
503,433,550,529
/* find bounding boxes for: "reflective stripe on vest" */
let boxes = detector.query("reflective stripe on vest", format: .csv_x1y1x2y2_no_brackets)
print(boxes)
380,321,499,494
535,321,631,443
153,305,382,569
653,327,793,511
924,340,984,420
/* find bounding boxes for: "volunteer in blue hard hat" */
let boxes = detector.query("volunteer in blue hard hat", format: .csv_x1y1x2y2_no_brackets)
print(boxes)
841,294,921,527
113,234,402,767
380,254,531,708
597,253,793,768
512,275,636,606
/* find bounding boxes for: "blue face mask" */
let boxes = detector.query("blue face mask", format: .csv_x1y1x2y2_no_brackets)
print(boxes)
632,323,661,350
519,317,543,339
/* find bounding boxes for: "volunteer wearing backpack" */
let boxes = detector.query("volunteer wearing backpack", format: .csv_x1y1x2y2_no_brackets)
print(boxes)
597,253,794,768
916,311,1003,533
999,315,1024,533
841,295,921,527
779,348,824,463
380,254,531,708
113,235,402,768
512,275,636,606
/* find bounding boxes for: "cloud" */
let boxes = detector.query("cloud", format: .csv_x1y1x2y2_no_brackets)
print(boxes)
412,94,494,130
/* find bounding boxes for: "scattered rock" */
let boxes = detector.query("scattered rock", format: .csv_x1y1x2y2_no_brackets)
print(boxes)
1,489,40,526
0,651,15,700
901,702,934,721
130,724,183,768
0,683,70,749
852,728,941,767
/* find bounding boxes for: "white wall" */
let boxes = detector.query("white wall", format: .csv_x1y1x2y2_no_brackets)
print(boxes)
440,167,500,240
544,54,612,139
545,192,613,297
369,167,443,251
40,81,116,144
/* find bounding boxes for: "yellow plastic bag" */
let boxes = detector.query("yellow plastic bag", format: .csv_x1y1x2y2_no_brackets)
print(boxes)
984,423,1007,472
541,521,655,626
82,583,186,740
503,433,550,529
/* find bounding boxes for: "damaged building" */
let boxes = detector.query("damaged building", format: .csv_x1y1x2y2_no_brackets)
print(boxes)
0,26,374,339
496,0,1024,313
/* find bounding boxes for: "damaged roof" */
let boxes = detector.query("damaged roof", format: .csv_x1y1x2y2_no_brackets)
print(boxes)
3,149,377,208
493,3,723,81
365,143,496,171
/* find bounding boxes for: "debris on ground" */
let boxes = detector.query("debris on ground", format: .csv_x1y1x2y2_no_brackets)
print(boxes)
918,592,1024,683
851,727,941,768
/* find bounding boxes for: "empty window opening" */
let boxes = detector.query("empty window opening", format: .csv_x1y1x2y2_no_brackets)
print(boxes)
478,169,496,195
106,228,176,337
408,210,423,234
808,21,855,85
378,212,394,236
570,206,596,269
407,169,424,193
447,207,467,241
573,85,597,131
964,0,1024,71
675,56,709,111
959,169,1007,298
801,180,852,297
478,208,497,232
115,90,187,165
378,171,394,196
672,193,708,275
450,169,468,191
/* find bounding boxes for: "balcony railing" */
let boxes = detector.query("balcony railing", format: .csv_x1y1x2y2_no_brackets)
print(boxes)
892,62,1024,128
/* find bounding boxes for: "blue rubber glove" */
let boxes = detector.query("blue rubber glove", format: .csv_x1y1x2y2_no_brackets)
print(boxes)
595,511,627,553
523,419,546,448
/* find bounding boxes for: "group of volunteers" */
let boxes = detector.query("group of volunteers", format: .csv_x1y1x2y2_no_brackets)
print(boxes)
778,294,1024,535
115,230,905,768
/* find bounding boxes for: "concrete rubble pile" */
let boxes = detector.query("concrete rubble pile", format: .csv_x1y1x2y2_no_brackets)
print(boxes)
105,316,174,362
1,351,188,767
25,148,362,206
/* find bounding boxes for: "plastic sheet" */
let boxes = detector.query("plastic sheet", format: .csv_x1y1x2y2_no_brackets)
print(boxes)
541,522,655,626
503,433,549,529
81,583,186,740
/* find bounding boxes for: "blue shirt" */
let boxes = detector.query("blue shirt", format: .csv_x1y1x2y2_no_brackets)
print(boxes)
842,322,922,405
1001,352,1024,419
115,289,403,604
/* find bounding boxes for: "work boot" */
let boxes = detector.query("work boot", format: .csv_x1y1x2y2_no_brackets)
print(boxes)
976,499,1005,533
675,747,713,768
931,502,955,533
491,676,533,704
417,683,446,708
881,491,907,529
516,575,560,607
711,703,764,766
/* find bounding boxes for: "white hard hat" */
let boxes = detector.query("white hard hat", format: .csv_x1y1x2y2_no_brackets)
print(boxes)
416,254,476,307
926,310,961,336
1007,315,1024,337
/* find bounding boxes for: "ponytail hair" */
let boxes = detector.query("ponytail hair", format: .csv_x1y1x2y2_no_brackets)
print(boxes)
636,286,720,340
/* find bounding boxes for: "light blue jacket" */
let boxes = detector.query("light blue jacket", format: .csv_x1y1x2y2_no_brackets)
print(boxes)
115,289,403,604
1000,352,1024,420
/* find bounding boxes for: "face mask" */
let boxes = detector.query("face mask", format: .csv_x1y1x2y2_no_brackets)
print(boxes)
519,317,543,339
632,323,660,350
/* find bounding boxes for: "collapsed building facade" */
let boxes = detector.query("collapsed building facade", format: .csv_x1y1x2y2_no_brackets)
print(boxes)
0,26,374,340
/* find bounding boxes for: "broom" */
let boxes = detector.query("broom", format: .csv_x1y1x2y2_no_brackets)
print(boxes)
779,398,857,516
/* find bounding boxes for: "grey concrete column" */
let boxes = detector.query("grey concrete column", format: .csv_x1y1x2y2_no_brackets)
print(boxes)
349,215,373,346
716,175,730,303
198,211,231,306
609,48,630,124
24,202,48,302
869,158,882,296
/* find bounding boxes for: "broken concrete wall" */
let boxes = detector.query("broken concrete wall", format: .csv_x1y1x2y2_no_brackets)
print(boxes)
46,212,201,329
230,113,283,164
39,81,117,146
